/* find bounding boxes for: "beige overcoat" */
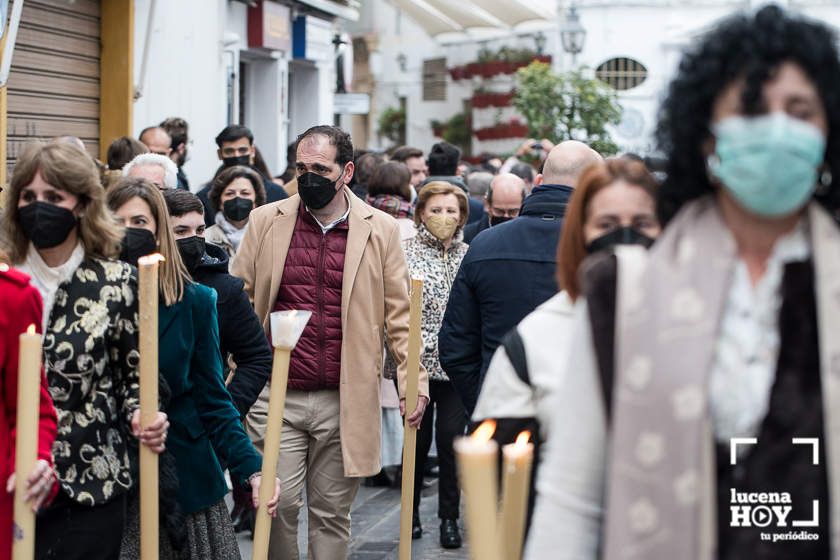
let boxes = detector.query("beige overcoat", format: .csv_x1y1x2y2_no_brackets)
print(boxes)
231,188,429,477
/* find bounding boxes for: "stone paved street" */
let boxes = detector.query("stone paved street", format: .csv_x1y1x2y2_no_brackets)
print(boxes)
236,478,470,559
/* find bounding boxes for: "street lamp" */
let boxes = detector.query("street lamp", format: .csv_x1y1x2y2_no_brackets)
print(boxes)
533,32,547,55
560,6,586,65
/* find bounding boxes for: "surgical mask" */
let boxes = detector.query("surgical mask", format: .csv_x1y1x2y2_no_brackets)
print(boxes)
298,171,341,210
425,215,459,241
176,236,206,273
18,201,78,249
120,227,157,266
222,197,254,222
586,226,655,254
489,215,512,227
222,155,251,168
709,112,826,217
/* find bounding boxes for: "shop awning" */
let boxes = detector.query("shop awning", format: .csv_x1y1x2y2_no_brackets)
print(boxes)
297,0,360,21
388,0,549,37
423,0,504,30
389,0,463,35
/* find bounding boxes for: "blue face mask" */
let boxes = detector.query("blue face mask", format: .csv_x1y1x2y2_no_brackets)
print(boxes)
709,112,826,217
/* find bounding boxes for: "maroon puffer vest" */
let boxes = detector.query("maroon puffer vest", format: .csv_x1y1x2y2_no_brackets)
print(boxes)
273,209,348,390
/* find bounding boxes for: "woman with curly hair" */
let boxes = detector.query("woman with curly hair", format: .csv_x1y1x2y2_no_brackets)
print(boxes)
205,165,266,258
0,141,168,559
526,6,840,559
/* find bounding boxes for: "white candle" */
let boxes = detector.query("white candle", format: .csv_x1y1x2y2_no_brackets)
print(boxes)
137,253,164,560
454,420,502,560
500,431,534,560
13,323,41,560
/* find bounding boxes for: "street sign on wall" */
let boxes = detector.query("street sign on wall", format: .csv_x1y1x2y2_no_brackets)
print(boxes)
334,93,370,115
248,0,291,52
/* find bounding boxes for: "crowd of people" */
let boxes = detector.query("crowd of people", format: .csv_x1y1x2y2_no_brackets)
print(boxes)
3,4,840,560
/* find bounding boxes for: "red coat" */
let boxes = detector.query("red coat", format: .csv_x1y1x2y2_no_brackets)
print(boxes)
0,266,57,560
273,210,348,390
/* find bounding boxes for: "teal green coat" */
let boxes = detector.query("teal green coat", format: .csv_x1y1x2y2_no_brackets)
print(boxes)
159,282,262,514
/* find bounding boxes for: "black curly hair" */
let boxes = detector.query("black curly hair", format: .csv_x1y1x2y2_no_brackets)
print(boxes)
655,4,840,223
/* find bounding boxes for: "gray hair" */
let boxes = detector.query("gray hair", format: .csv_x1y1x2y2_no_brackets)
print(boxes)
123,153,178,189
466,171,494,198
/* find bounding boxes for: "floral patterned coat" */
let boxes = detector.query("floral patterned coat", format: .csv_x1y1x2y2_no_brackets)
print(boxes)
44,258,139,506
402,225,467,382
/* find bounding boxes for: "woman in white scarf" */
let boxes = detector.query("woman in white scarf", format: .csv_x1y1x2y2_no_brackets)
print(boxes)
205,165,266,258
0,140,168,559
526,6,840,560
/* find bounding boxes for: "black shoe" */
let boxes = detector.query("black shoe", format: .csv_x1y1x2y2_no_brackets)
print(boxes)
412,512,423,540
229,505,244,528
235,507,255,536
440,518,462,549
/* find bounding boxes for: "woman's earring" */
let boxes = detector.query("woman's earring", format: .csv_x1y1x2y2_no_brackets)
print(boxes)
817,167,833,195
820,169,833,187
706,154,720,183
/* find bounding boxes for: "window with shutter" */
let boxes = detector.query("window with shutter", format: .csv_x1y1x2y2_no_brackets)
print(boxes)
422,57,447,101
595,57,647,91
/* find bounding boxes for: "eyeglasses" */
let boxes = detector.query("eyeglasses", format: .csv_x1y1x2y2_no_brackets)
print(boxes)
489,206,520,218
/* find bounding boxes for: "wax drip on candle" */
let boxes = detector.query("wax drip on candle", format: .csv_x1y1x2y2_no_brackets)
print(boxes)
137,253,166,266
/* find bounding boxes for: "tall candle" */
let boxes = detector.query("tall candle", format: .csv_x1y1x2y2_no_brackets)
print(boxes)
12,324,41,560
399,278,423,560
253,310,311,560
500,431,534,560
138,254,163,560
454,420,502,560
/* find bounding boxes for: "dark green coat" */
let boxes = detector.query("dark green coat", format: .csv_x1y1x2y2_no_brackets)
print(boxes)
159,282,262,514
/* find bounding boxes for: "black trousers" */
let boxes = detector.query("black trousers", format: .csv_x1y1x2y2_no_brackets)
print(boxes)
414,378,466,520
35,490,127,560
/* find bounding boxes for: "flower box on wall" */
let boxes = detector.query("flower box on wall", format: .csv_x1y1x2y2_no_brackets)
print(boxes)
448,55,552,81
472,90,515,108
473,119,529,141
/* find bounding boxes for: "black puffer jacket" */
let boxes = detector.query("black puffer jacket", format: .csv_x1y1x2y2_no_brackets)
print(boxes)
192,243,272,417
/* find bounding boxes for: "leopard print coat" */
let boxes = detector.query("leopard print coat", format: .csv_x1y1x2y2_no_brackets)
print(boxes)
401,224,467,382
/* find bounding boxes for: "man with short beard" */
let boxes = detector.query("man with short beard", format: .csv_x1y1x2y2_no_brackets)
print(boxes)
232,125,429,559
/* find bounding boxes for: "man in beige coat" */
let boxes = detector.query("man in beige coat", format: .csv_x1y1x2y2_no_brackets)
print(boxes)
231,124,429,559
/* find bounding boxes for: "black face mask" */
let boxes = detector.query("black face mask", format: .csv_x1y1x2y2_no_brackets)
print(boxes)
119,227,157,266
489,215,513,227
222,155,251,168
298,171,341,210
223,197,254,222
586,226,655,254
18,201,78,249
176,236,206,274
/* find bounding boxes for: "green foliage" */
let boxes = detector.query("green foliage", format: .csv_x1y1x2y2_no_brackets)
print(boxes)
378,106,406,146
442,112,471,153
513,61,622,155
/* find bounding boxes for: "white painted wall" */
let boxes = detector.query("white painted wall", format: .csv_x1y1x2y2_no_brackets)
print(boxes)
132,1,341,187
132,0,229,189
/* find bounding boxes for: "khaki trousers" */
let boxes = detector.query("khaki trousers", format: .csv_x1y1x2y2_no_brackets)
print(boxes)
246,388,361,560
